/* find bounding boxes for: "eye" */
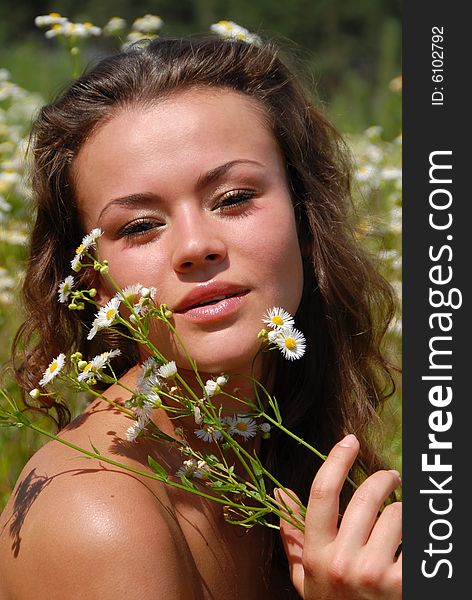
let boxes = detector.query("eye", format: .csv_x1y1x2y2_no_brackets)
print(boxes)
117,218,163,238
214,189,256,212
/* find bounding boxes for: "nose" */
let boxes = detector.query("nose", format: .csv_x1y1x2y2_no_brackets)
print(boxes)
171,210,227,274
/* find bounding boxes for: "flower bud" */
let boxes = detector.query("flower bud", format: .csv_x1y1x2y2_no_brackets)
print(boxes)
88,288,97,298
216,375,228,387
29,388,41,399
77,360,88,371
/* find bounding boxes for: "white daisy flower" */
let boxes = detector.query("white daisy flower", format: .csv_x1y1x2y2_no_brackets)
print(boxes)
126,420,144,442
176,458,197,478
73,227,102,259
71,228,102,271
87,297,121,340
176,458,211,480
228,416,258,440
140,357,159,377
157,361,177,379
193,460,211,480
39,353,66,386
134,403,153,427
136,357,159,389
204,379,220,398
143,391,162,410
77,349,121,382
274,327,306,360
118,283,143,302
133,286,157,314
139,373,162,398
57,275,74,303
194,424,222,443
263,307,295,330
80,228,102,251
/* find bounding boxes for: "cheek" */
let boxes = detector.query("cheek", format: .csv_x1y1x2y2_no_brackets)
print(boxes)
247,204,304,307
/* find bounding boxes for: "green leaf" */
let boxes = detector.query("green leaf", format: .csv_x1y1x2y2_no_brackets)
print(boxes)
147,456,168,480
251,458,266,499
89,439,102,456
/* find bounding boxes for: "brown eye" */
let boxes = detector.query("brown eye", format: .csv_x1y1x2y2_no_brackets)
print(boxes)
215,190,255,211
118,219,163,238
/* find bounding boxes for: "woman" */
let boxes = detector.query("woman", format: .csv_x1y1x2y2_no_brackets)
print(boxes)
0,37,401,598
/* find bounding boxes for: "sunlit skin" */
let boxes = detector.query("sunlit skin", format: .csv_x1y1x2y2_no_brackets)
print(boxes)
74,88,304,399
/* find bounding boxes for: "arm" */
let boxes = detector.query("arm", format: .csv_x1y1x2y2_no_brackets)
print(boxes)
279,434,402,600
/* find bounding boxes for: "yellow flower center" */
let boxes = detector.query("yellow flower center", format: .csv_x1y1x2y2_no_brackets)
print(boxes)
285,338,296,350
75,243,84,255
50,361,58,373
236,422,248,432
83,363,92,373
272,315,284,326
106,308,116,320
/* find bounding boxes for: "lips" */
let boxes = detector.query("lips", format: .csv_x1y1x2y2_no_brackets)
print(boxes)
173,282,249,314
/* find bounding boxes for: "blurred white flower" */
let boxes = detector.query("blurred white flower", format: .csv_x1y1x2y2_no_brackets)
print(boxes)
132,14,163,33
103,17,127,36
210,20,262,46
34,13,68,28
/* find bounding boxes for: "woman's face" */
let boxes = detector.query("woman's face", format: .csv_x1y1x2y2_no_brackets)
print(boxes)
74,87,304,375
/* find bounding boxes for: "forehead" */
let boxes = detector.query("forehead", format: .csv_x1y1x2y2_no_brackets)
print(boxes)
73,87,282,208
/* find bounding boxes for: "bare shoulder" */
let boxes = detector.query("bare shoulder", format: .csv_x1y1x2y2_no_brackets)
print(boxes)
0,404,201,599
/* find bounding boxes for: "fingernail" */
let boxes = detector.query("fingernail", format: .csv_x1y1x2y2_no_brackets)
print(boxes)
339,434,357,448
389,469,401,482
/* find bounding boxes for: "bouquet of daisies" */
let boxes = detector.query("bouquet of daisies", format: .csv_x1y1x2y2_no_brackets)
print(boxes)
1,228,329,532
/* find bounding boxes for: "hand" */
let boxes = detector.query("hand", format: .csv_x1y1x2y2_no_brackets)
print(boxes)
278,434,402,599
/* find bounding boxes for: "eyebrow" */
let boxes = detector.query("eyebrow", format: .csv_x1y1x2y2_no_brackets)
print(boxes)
97,159,264,222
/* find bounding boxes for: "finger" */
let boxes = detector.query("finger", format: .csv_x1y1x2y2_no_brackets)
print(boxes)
304,433,360,548
365,501,402,562
336,470,401,549
277,488,305,596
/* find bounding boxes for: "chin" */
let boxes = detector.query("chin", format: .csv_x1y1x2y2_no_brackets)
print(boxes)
178,339,262,377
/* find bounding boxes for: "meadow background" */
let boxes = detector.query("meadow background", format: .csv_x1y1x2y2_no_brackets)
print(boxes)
0,0,402,510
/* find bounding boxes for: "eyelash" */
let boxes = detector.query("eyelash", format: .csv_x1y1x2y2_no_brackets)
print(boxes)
117,189,256,239
214,189,256,212
118,218,162,239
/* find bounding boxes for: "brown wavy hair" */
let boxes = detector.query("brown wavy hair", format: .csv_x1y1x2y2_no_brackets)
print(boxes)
12,36,398,584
